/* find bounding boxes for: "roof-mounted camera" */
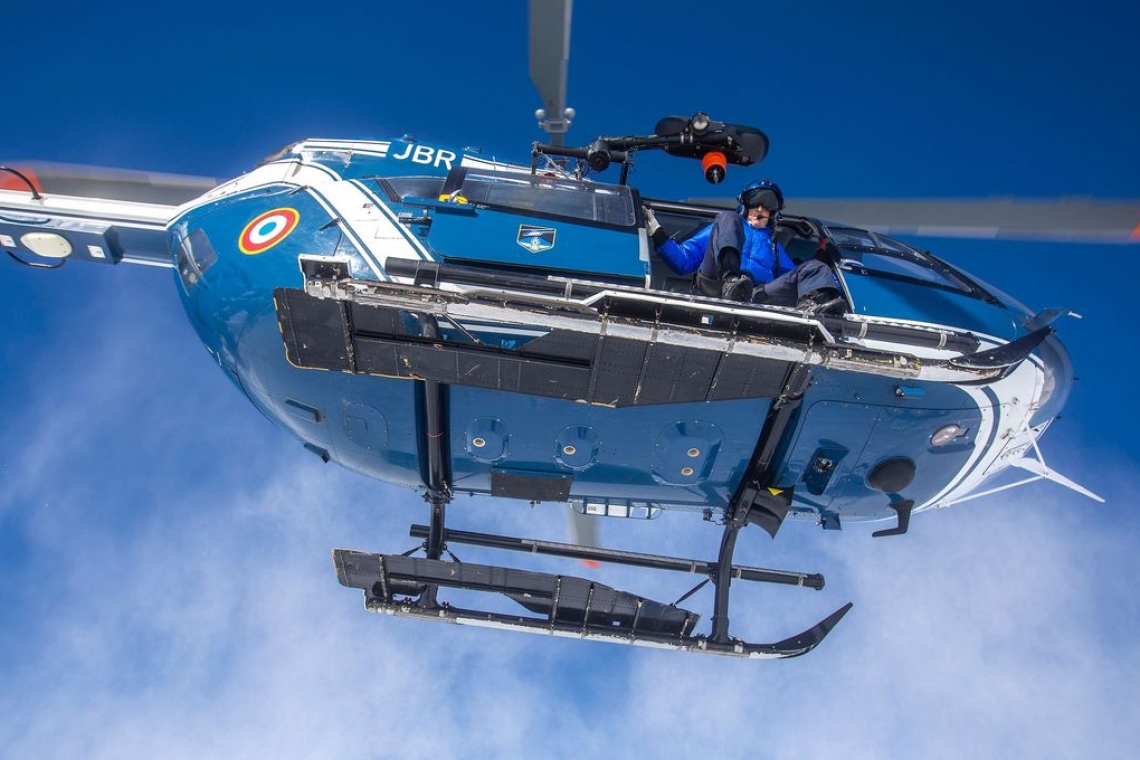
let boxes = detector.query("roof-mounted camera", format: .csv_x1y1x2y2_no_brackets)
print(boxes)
532,113,770,185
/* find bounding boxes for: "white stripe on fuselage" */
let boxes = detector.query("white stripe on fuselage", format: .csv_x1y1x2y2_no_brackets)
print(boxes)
188,158,421,280
300,184,388,280
349,180,432,263
919,344,1045,510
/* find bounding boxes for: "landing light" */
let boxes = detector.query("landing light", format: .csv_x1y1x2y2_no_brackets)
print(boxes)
931,424,964,447
20,232,72,258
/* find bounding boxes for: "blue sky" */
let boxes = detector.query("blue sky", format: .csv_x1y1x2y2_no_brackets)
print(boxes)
2,1,1139,757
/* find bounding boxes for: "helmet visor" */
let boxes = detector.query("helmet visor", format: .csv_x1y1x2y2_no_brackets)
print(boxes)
742,187,780,211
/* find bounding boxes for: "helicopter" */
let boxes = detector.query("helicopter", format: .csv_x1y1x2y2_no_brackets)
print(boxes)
0,1,1123,659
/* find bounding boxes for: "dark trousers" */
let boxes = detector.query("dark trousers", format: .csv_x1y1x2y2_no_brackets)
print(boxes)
758,259,838,307
695,212,838,306
696,211,747,288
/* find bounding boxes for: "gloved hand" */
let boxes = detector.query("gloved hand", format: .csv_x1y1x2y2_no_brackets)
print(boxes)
644,206,667,246
721,273,754,302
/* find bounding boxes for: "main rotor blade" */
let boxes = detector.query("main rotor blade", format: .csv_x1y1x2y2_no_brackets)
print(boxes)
786,197,1140,245
688,196,1140,245
1,161,220,266
1,161,218,206
529,0,573,145
567,506,601,569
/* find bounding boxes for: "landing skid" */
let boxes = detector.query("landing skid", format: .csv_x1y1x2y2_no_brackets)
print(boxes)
333,503,850,659
329,372,852,657
333,543,851,659
314,297,852,657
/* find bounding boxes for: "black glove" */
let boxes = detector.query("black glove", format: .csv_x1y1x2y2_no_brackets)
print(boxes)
721,273,754,302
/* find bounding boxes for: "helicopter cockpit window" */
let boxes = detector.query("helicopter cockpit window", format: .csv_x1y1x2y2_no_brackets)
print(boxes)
828,228,878,249
176,228,217,292
378,176,446,203
830,227,973,292
457,171,636,228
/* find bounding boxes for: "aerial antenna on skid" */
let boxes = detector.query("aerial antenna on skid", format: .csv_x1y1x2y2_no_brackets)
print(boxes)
529,0,575,145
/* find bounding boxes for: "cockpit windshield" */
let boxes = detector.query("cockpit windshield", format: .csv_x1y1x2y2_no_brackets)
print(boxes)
827,226,977,294
458,171,637,228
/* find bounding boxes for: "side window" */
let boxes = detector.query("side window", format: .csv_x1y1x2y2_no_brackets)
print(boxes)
376,176,446,203
458,172,636,228
647,207,717,243
783,236,819,264
841,249,951,284
176,228,217,292
832,229,977,294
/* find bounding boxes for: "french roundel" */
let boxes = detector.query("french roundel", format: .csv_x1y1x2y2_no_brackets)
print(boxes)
239,208,300,255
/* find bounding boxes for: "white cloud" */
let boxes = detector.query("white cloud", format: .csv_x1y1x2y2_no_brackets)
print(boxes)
2,271,1138,760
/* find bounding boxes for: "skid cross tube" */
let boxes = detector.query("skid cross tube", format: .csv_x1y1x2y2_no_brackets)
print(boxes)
407,524,825,590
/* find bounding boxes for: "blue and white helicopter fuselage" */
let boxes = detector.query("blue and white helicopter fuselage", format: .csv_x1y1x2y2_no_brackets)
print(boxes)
0,132,1096,657
170,137,1079,525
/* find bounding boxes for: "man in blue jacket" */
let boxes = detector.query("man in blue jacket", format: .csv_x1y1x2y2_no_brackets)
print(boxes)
646,180,843,312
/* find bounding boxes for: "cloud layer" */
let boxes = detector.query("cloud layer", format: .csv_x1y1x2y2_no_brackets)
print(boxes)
1,273,1137,759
